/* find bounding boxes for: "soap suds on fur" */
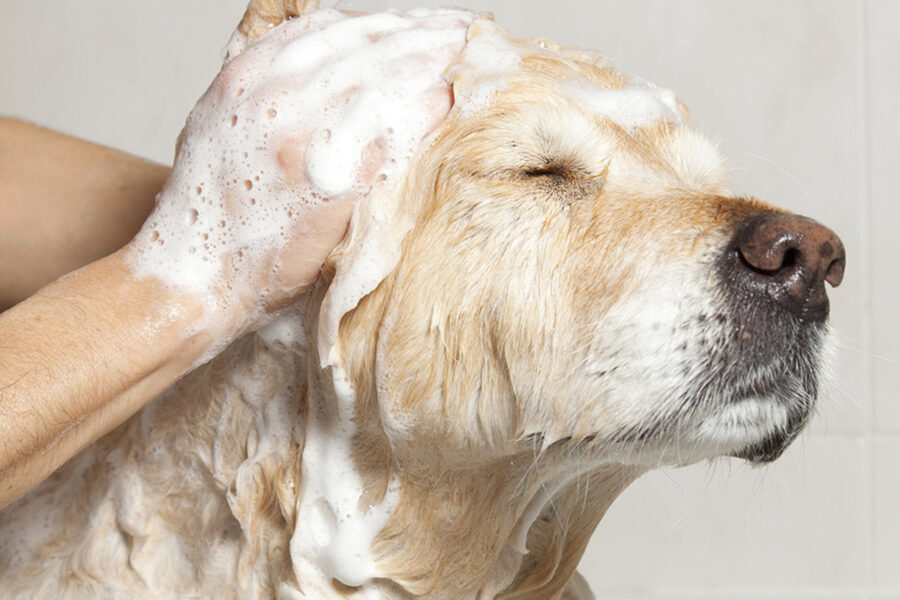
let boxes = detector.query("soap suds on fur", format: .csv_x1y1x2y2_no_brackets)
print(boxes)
564,80,684,130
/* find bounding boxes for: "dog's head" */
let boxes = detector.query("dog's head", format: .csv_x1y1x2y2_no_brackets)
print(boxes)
316,17,845,473
218,3,847,595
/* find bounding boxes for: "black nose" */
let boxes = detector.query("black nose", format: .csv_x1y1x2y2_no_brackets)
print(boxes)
727,212,846,321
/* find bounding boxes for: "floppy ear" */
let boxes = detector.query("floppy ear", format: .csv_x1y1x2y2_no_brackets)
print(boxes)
226,0,320,59
316,15,505,372
316,177,414,370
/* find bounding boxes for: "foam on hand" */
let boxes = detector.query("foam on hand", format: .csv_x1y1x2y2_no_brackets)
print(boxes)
126,8,475,350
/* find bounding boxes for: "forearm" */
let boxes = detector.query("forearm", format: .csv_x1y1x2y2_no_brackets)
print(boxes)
0,118,169,310
0,250,211,509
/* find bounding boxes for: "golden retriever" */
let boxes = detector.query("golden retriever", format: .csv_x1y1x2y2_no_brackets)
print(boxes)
0,1,845,598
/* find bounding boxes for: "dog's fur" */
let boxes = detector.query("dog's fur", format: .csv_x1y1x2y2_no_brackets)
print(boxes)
0,2,835,599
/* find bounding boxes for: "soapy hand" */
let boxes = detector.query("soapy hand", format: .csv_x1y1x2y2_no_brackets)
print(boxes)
126,8,474,346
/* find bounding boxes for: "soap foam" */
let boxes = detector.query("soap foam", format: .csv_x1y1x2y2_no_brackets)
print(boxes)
445,18,523,117
291,366,400,588
564,80,684,130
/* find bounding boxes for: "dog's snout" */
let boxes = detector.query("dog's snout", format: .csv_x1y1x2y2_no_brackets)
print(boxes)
727,212,846,321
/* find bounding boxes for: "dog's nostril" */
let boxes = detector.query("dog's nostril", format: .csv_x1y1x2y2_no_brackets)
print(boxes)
824,251,846,288
738,238,802,278
730,212,846,320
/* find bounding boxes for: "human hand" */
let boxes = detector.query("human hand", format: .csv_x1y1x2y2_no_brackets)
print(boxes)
126,7,474,350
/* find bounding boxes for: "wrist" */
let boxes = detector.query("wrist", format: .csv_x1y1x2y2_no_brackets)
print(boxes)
0,250,215,508
46,249,215,384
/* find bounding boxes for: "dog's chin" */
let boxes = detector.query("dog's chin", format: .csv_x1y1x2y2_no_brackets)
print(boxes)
731,431,798,464
734,401,813,464
719,395,813,464
666,385,814,466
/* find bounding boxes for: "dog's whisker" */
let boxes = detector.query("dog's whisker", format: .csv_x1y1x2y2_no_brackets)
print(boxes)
832,339,899,365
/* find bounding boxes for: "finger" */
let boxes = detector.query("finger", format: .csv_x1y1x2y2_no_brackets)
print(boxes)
272,195,357,303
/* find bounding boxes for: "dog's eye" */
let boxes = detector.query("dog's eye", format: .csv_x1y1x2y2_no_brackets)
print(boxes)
518,160,606,202
522,164,570,179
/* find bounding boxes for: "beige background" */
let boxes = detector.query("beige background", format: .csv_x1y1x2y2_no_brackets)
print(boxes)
1,0,896,597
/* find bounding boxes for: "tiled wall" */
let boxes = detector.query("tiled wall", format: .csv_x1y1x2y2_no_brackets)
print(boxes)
1,1,896,597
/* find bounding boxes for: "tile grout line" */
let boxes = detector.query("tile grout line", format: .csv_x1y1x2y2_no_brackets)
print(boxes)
856,0,876,595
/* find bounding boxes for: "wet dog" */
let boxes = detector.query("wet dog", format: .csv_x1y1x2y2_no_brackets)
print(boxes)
0,1,844,598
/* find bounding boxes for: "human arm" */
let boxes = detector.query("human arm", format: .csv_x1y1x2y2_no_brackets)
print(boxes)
0,252,208,508
0,118,169,311
0,163,356,511
0,8,469,510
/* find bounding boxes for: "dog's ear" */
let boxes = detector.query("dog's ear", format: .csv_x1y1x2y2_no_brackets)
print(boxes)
316,177,415,370
226,0,320,60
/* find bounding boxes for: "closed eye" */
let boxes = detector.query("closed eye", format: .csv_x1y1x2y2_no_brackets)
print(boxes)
522,164,570,179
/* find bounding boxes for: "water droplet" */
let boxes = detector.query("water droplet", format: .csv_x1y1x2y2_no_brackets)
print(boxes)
195,186,202,196
186,208,199,225
267,108,277,119
237,87,245,97
244,180,253,190
150,230,159,242
230,115,238,127
250,198,257,205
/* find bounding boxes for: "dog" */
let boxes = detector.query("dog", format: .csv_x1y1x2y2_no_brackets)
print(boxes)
0,1,845,598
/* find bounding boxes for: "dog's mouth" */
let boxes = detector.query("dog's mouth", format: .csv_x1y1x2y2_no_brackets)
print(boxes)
607,281,830,466
576,302,829,466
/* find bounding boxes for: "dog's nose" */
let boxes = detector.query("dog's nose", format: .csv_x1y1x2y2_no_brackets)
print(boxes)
728,212,845,321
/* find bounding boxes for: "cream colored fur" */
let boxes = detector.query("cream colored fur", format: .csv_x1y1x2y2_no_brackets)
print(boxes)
0,3,829,599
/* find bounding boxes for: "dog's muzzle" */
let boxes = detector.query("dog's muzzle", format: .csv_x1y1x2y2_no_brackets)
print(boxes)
717,211,845,462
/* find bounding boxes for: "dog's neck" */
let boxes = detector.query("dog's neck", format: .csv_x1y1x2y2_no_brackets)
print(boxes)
284,296,645,599
293,371,642,598
360,454,641,599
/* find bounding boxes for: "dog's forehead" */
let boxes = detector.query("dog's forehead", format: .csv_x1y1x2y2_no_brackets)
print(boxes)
450,20,678,129
442,20,728,195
